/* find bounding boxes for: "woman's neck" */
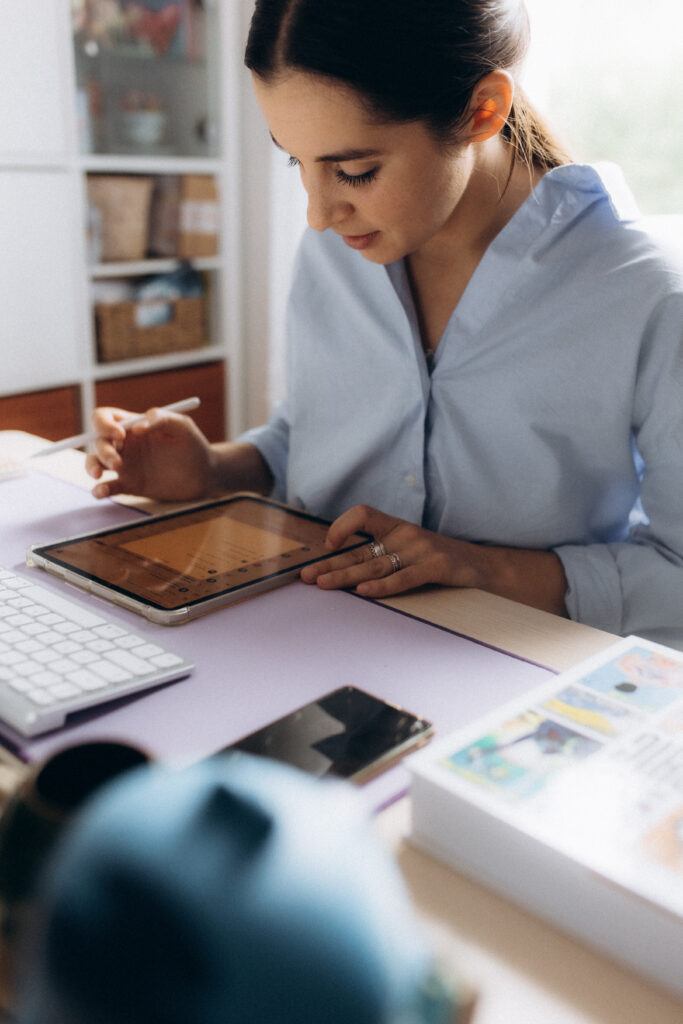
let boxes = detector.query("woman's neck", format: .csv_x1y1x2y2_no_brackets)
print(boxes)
406,138,546,352
414,135,544,270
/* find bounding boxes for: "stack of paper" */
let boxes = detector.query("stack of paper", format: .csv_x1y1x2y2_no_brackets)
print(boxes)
409,636,683,999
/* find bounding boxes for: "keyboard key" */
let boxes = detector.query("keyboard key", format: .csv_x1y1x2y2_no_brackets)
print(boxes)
37,613,63,625
21,622,51,637
48,682,82,701
71,650,100,665
50,658,79,675
3,631,28,645
32,671,62,688
53,621,81,636
151,652,185,668
94,624,127,640
91,662,131,684
115,634,146,649
15,662,42,677
26,689,56,706
39,631,63,645
4,577,31,591
53,640,80,656
106,650,155,676
15,639,42,655
72,630,97,644
33,649,61,665
135,643,165,658
7,614,31,628
0,650,24,666
87,639,115,653
67,670,108,691
8,678,32,693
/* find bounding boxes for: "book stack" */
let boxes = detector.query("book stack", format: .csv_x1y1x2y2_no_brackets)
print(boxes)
409,636,683,999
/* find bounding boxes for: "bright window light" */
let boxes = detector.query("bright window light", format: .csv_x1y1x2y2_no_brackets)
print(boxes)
524,0,683,214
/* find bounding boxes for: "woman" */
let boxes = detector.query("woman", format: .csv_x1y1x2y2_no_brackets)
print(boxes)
87,0,683,648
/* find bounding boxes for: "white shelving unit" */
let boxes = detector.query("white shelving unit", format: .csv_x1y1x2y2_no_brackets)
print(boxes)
0,0,266,443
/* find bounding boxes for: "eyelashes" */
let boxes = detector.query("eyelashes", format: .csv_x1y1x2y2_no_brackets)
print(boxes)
287,155,378,187
335,167,378,187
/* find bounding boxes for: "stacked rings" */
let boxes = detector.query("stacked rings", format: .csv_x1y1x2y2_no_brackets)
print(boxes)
367,540,387,558
387,552,402,574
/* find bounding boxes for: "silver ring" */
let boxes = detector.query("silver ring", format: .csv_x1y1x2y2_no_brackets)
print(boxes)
367,540,387,559
387,552,402,574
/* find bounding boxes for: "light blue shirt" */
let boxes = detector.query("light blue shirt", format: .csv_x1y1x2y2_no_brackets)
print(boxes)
241,164,683,648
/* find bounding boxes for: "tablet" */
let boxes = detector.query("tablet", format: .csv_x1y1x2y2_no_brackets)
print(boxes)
27,495,371,625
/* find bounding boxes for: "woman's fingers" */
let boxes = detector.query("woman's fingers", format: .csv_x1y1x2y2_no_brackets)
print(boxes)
304,547,398,589
325,504,398,551
302,505,415,591
302,503,484,598
300,537,376,584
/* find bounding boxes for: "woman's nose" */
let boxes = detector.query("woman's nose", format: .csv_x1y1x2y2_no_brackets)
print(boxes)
304,178,352,233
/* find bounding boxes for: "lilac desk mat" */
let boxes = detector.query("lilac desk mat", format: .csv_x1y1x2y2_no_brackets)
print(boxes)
1,469,553,810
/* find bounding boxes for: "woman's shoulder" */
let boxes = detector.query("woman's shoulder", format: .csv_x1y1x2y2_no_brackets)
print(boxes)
534,162,683,282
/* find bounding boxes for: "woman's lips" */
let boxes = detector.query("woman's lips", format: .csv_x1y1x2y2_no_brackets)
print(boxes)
341,231,379,250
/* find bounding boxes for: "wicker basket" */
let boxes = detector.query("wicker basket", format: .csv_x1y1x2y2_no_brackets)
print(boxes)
87,176,154,262
95,296,206,362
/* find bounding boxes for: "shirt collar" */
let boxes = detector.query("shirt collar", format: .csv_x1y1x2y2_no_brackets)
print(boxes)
542,161,641,222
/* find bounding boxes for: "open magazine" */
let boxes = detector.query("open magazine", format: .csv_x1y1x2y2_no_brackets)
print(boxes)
409,636,683,999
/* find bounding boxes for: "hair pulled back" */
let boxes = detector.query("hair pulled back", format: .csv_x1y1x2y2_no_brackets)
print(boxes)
245,0,569,172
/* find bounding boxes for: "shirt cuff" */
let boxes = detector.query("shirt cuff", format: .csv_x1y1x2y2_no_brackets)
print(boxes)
554,543,624,635
237,422,288,501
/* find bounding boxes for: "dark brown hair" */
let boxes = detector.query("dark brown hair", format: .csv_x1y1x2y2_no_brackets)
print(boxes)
245,0,570,172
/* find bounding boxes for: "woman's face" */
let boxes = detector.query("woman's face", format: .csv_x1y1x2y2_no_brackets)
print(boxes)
252,71,473,265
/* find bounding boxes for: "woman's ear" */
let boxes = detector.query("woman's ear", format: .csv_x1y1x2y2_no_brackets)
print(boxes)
465,70,514,143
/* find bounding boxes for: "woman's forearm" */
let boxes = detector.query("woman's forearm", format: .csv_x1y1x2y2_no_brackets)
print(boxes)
471,544,569,617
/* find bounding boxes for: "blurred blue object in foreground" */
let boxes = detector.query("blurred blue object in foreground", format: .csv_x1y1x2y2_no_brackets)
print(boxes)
17,753,474,1024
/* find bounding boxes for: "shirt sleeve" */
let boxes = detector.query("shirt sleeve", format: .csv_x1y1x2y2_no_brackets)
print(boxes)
555,291,683,648
237,399,291,501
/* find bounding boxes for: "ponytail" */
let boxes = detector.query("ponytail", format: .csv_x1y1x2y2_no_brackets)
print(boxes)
504,87,572,173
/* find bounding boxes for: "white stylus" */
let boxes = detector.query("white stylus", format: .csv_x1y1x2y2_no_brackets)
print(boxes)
30,396,201,458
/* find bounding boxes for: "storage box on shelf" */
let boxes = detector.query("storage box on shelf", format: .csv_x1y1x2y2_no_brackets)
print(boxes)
86,168,218,366
87,174,154,262
87,172,220,265
95,295,206,362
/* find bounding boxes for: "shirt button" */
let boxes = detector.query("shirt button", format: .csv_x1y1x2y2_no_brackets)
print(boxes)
404,474,416,487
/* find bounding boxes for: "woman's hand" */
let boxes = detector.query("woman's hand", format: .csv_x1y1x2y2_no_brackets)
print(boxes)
300,504,569,616
85,405,221,502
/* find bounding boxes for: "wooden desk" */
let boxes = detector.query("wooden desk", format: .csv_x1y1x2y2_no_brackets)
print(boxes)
1,433,681,1022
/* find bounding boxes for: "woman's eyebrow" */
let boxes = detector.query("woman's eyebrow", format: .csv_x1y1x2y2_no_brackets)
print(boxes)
270,132,381,162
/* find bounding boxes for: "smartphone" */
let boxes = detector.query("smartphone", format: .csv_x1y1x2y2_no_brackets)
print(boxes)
226,686,434,784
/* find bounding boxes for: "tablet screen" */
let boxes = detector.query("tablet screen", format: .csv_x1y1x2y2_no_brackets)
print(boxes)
31,496,369,613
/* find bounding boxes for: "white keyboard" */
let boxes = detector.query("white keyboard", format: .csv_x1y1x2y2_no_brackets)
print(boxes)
0,566,193,737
